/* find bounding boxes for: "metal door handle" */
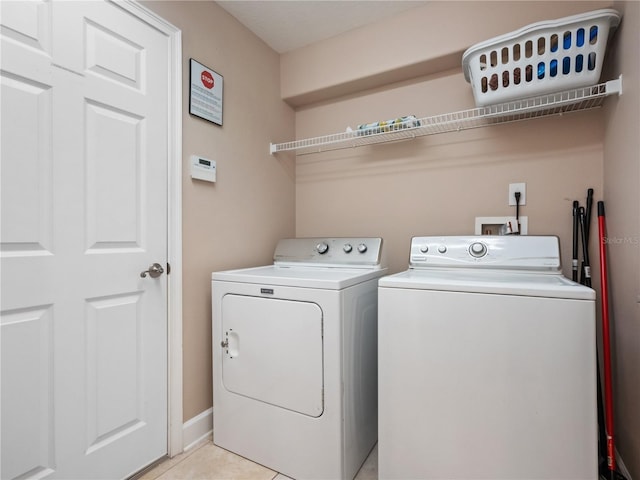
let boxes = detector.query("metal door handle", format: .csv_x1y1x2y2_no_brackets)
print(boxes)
140,263,164,278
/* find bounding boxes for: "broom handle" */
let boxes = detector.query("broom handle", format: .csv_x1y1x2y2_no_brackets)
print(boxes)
572,201,579,282
598,201,616,473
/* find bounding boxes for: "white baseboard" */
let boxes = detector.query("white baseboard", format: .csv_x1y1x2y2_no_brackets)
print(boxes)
182,407,213,451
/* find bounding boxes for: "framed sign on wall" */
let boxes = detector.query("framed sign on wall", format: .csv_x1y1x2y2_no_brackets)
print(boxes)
189,58,223,126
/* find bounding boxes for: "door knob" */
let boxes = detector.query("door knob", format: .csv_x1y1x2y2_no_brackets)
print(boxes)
140,263,164,278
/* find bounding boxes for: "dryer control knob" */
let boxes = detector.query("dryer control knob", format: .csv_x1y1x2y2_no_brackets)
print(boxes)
419,245,429,253
437,245,447,254
316,242,329,254
357,243,368,253
469,242,487,257
343,243,353,253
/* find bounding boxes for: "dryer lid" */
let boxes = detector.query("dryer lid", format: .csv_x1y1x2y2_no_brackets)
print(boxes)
212,237,386,289
212,264,387,290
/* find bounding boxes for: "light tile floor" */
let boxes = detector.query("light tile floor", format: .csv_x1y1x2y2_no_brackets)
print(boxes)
137,437,378,480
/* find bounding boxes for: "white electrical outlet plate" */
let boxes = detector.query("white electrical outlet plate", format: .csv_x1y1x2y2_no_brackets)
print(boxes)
475,216,528,235
509,183,526,206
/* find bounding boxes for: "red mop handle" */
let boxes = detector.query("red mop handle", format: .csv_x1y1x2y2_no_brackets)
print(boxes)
598,201,616,472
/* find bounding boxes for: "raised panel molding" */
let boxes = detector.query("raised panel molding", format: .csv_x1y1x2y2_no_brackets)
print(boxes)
85,292,144,453
84,18,144,91
0,72,53,256
0,0,51,56
0,305,55,480
85,100,145,253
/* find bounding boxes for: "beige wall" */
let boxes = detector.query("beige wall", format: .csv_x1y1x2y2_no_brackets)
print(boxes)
292,1,638,477
295,71,605,276
282,1,610,106
603,1,640,476
142,1,296,421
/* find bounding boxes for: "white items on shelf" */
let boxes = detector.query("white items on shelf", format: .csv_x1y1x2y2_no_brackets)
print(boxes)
269,77,622,156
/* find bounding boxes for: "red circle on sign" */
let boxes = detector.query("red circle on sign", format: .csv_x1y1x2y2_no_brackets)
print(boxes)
201,71,214,89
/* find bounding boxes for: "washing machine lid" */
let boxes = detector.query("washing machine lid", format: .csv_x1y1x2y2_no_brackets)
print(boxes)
379,269,595,300
212,264,387,290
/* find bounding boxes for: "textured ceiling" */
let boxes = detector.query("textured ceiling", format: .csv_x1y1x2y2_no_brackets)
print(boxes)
216,0,427,53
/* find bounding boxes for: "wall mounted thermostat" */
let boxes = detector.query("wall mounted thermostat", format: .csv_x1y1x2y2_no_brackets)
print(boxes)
191,155,216,182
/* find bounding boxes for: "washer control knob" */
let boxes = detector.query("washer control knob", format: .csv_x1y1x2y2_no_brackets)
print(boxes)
343,243,353,253
469,242,487,258
316,242,329,254
357,243,368,253
419,245,429,253
437,245,447,254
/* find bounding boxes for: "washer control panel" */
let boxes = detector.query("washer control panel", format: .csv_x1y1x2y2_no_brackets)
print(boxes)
275,237,383,266
409,236,561,271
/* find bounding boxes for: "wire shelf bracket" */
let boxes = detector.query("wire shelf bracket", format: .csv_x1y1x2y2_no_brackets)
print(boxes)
269,76,622,156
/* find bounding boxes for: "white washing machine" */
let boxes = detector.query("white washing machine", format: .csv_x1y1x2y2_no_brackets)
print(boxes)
212,237,387,480
378,236,597,480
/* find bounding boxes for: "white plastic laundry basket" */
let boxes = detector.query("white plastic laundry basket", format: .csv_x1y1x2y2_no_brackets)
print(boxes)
462,9,621,106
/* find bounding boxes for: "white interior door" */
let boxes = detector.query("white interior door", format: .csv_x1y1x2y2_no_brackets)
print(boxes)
1,1,170,478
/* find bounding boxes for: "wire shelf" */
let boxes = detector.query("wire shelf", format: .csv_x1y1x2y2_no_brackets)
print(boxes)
270,76,622,156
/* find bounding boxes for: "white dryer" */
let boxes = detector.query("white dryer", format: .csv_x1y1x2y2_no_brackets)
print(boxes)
212,237,387,480
378,236,597,480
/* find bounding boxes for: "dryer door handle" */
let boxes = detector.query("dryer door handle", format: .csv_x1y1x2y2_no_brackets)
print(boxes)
222,331,239,358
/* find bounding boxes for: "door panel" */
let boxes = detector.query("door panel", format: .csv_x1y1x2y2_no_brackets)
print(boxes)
0,72,53,254
85,100,144,251
1,1,170,478
221,295,324,417
1,306,55,480
0,0,51,55
85,292,145,454
84,19,144,90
